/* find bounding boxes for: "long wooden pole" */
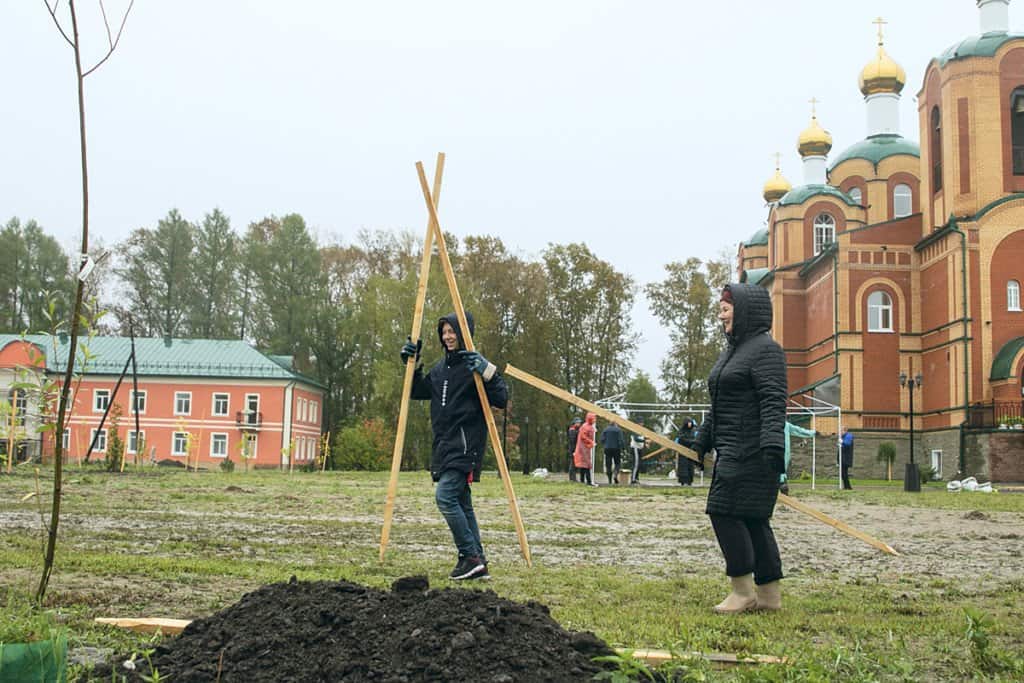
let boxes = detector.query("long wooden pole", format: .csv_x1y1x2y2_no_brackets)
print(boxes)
379,154,446,562
415,161,532,566
501,362,899,557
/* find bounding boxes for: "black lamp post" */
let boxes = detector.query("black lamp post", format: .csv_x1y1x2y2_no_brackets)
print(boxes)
522,416,530,475
899,372,923,492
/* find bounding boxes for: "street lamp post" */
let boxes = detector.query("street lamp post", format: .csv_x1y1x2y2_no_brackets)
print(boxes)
899,372,923,492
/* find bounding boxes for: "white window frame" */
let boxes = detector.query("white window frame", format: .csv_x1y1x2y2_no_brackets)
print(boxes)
93,389,110,413
296,438,305,461
212,392,230,417
1009,280,1022,312
172,431,190,456
130,390,147,415
893,183,912,218
848,187,863,205
210,432,229,458
813,213,835,255
244,393,260,423
62,428,70,451
311,401,318,424
867,290,894,332
242,433,258,460
91,428,107,453
174,391,192,416
127,430,145,454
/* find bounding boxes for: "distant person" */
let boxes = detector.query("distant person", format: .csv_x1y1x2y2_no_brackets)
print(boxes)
403,311,508,581
574,413,597,486
695,284,787,614
601,421,626,485
780,422,817,495
840,427,854,490
566,418,582,482
628,433,646,485
675,418,697,486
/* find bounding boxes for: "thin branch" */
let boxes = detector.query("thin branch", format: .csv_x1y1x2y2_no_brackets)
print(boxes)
82,0,134,78
98,0,113,49
43,0,76,49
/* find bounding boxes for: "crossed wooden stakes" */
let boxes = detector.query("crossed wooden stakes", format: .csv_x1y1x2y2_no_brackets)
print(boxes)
379,153,900,565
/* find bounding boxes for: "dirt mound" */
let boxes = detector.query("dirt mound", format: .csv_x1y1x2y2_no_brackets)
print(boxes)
100,576,615,682
963,510,990,521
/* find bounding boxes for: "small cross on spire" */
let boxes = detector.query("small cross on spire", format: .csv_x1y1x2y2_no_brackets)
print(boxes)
773,152,782,171
808,96,820,118
873,16,888,46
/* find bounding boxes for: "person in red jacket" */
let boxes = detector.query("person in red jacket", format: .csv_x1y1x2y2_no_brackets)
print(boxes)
574,413,597,486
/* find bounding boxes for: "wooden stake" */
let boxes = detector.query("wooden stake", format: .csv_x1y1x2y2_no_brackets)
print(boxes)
641,445,668,461
95,617,190,635
501,363,900,557
380,153,446,562
415,160,532,566
620,648,786,666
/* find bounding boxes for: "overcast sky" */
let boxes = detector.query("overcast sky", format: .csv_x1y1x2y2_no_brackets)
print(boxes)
0,1,990,389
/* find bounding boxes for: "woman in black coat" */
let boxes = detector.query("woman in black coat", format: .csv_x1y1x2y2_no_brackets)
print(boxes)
695,284,788,613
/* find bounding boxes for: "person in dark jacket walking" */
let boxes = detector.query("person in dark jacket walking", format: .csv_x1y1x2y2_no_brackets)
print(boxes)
566,418,582,482
675,418,697,486
695,284,788,614
840,428,854,490
601,421,626,485
403,311,508,581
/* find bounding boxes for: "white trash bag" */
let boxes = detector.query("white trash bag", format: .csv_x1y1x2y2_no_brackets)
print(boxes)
531,467,549,479
947,479,963,492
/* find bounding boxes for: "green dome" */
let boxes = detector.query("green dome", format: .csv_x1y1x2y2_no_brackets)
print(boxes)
829,134,920,171
778,184,858,207
744,227,768,247
991,336,1024,380
740,268,770,285
937,32,1024,67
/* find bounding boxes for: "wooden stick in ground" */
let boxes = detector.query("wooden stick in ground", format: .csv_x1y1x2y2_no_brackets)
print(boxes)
415,160,532,567
642,445,668,461
501,362,900,557
380,153,445,562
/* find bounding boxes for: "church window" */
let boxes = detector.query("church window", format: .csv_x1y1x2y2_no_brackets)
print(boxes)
848,187,863,205
931,107,943,192
1009,280,1022,311
1012,89,1024,175
8,388,27,426
813,213,835,255
867,291,893,332
893,184,912,218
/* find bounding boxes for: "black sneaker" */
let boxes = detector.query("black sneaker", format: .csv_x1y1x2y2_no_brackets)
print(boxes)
451,555,486,580
476,561,491,581
449,556,469,579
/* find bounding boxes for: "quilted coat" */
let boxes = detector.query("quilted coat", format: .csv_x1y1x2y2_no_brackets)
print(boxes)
696,284,788,519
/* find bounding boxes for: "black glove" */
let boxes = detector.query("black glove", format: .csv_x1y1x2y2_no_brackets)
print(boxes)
456,350,496,380
694,451,706,471
779,481,790,495
764,447,786,474
400,337,422,364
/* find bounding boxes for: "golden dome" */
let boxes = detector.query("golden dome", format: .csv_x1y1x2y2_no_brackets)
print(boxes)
798,114,833,158
859,45,906,96
763,167,792,203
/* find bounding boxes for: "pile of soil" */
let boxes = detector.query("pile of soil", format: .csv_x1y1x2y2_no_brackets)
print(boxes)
98,576,616,682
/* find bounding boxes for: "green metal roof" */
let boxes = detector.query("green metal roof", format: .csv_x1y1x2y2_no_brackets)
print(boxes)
740,267,770,285
0,334,323,387
991,336,1024,380
829,134,920,171
937,32,1024,67
744,227,768,247
778,184,858,207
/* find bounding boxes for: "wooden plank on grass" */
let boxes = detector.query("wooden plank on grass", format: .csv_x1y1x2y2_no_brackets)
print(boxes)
95,617,191,634
620,648,786,666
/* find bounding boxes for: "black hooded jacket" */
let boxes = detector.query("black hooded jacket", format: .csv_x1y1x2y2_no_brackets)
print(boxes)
411,312,508,481
696,284,787,519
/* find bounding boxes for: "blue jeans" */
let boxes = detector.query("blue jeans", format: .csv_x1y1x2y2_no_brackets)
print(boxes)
435,469,484,560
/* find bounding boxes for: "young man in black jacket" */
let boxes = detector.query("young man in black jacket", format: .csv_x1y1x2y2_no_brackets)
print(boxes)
402,311,508,581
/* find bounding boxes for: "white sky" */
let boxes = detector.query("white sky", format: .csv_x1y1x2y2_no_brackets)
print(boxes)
0,1,989,388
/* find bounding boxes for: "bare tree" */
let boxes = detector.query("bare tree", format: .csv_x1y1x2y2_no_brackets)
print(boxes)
37,0,134,603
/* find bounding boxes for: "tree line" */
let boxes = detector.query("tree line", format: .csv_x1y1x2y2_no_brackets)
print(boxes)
1,211,729,471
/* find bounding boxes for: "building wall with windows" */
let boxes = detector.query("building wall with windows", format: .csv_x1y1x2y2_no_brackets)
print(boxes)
0,336,325,469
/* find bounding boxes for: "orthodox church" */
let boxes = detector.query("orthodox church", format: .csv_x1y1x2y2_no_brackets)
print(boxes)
736,0,1024,479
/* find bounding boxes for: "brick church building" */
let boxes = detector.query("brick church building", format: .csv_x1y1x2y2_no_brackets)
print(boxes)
737,0,1024,480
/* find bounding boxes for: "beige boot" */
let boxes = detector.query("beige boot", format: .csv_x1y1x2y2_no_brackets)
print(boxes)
713,574,756,614
755,580,782,611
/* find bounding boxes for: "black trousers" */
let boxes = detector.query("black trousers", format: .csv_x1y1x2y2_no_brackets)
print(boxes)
604,448,621,483
568,452,576,481
710,514,783,585
841,464,852,489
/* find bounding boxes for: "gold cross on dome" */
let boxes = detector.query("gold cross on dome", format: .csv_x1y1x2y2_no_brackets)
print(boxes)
773,152,782,170
873,17,888,45
808,97,820,118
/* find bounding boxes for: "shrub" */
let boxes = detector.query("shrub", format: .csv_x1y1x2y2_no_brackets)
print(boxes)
330,418,393,471
876,442,896,481
104,404,125,472
219,457,235,473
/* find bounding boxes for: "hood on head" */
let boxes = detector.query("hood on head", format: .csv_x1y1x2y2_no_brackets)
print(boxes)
437,311,475,350
585,413,596,424
723,283,772,343
682,418,694,429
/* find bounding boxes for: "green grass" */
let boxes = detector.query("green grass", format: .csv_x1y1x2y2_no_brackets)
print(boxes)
1,466,1022,681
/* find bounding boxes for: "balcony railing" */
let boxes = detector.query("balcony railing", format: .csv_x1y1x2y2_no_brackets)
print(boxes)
236,411,263,429
966,400,1024,428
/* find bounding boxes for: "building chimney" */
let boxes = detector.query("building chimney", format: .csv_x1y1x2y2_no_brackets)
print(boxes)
978,0,1010,33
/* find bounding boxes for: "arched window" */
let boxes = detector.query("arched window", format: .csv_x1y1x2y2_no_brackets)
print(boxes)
813,213,835,255
867,291,894,332
931,106,943,192
1012,88,1024,175
1009,280,1022,311
893,183,913,218
848,187,863,205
